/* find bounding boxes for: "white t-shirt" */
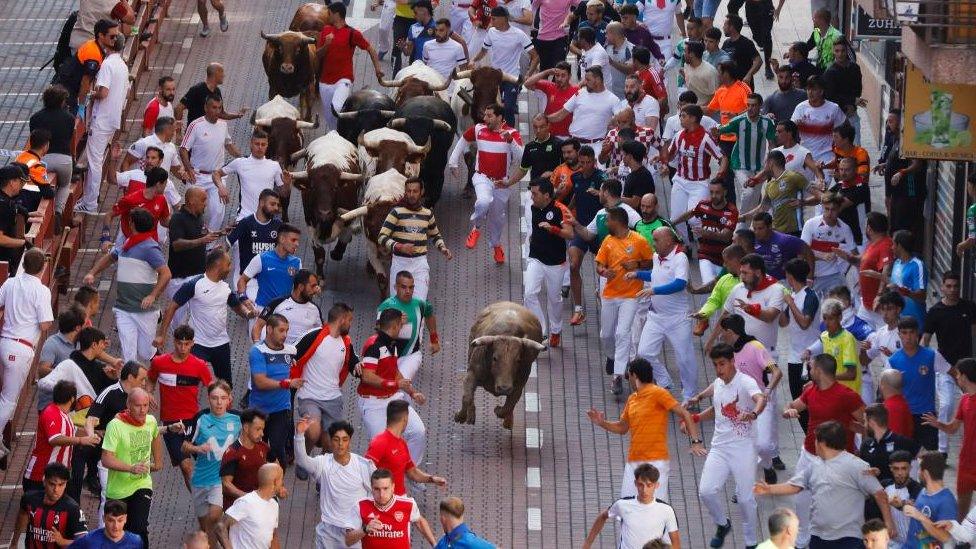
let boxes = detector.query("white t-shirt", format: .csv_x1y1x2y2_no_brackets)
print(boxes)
422,39,467,81
221,156,285,220
261,297,322,346
129,134,180,174
605,41,633,98
642,0,682,38
774,143,815,183
226,491,279,549
622,94,660,128
800,215,856,278
564,89,622,140
302,448,375,528
172,274,237,347
607,498,679,548
180,117,229,173
647,246,690,316
503,0,533,34
585,203,641,234
710,371,763,447
580,43,613,91
786,286,821,363
482,26,533,77
0,274,54,343
295,333,347,401
91,53,131,132
663,113,717,141
116,169,147,192
790,100,847,163
864,323,900,366
724,280,786,352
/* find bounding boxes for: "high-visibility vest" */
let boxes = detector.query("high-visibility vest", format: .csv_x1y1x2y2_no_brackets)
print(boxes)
13,150,48,190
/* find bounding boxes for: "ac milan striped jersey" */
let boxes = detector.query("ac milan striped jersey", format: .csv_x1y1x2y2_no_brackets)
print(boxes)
462,123,524,180
668,126,723,181
691,200,739,264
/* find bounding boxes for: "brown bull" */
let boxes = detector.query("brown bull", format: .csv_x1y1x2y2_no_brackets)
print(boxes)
455,302,545,430
260,31,317,120
357,128,430,178
288,2,329,36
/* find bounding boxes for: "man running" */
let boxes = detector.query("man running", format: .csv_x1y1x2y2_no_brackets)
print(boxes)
672,180,738,284
346,468,438,547
525,178,573,347
179,95,242,232
378,271,441,381
212,128,288,221
582,464,682,549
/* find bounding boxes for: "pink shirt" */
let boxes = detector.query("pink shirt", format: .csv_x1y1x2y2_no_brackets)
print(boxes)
734,340,773,390
534,0,578,40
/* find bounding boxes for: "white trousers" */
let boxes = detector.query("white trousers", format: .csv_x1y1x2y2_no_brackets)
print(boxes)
376,3,396,53
358,394,427,465
191,174,226,232
471,173,512,247
398,351,423,381
699,442,759,545
0,339,35,435
621,459,670,501
629,292,651,363
734,169,761,228
698,258,723,285
97,463,109,527
670,176,709,243
317,521,360,549
938,372,959,453
637,311,698,399
114,308,160,363
795,448,817,546
82,127,115,211
390,254,430,301
164,276,189,334
320,80,353,132
755,394,779,468
600,297,639,376
524,258,568,336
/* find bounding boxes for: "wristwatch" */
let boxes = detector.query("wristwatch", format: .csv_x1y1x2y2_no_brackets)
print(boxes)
689,438,703,445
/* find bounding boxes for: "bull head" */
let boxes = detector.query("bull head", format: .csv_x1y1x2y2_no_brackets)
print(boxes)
388,118,452,133
338,109,396,120
470,335,545,395
261,30,316,75
470,335,546,351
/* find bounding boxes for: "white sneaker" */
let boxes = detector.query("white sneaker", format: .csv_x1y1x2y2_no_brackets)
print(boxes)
0,440,10,460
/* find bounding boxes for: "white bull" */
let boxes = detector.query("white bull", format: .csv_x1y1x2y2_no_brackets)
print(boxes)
357,127,430,179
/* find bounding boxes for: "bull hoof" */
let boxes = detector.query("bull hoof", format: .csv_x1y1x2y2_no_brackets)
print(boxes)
502,413,513,430
454,408,475,425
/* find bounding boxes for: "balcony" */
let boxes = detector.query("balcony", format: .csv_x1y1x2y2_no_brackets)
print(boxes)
895,0,976,85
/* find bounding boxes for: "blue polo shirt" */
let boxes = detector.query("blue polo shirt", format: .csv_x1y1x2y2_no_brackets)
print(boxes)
247,341,297,414
243,249,301,307
887,346,947,414
187,409,241,488
408,19,436,63
433,523,496,549
890,256,927,323
68,528,143,548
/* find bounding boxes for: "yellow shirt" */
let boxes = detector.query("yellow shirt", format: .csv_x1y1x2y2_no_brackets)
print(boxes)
595,231,653,299
820,329,861,394
621,384,678,461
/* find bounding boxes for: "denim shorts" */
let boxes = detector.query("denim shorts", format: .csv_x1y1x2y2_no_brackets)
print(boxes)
694,0,721,18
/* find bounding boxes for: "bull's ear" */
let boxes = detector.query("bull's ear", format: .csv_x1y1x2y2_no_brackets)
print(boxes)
290,177,310,191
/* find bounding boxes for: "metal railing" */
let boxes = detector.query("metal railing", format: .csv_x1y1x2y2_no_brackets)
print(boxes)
896,0,976,44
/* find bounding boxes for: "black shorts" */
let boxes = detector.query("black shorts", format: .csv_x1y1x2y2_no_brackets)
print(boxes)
162,419,195,466
569,235,599,254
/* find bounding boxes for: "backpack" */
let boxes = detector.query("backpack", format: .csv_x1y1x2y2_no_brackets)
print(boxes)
45,10,78,79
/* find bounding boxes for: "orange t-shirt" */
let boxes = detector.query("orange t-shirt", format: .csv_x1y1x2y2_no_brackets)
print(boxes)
706,80,751,142
595,230,652,299
832,145,871,184
621,384,678,461
550,164,577,203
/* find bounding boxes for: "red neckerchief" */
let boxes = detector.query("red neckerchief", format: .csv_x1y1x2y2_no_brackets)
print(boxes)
116,410,146,427
747,274,778,297
122,231,155,251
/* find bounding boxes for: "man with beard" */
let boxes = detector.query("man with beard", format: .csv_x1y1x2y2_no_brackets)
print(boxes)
505,115,563,189
377,178,453,300
720,253,785,353
549,138,581,203
250,270,324,345
226,189,282,300
547,67,622,160
421,18,469,86
763,65,807,123
525,63,578,140
142,76,177,136
378,271,442,381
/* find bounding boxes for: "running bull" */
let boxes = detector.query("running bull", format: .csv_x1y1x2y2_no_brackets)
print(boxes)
389,96,455,205
251,95,318,222
455,302,545,430
260,30,318,120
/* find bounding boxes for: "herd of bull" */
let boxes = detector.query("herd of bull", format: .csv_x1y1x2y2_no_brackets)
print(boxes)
253,3,544,427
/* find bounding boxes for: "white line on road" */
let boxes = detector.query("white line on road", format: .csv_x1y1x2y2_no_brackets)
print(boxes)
17,431,35,437
0,485,22,490
0,66,50,71
526,467,541,488
173,62,185,75
524,392,538,412
530,362,537,378
525,427,541,448
0,92,40,96
182,37,193,49
0,42,56,45
527,508,542,530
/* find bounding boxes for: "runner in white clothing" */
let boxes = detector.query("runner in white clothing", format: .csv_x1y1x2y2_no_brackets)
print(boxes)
422,19,469,83
294,417,376,549
81,39,130,214
573,28,613,92
548,67,622,159
582,463,682,549
212,128,290,220
179,96,242,232
472,7,537,126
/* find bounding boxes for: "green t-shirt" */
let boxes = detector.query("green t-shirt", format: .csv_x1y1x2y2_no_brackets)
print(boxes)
698,273,740,317
377,296,433,355
102,415,159,499
634,217,681,253
763,170,808,233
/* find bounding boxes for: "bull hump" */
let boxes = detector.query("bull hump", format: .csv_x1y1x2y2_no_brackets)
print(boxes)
362,128,419,148
364,169,406,204
307,131,358,170
470,302,543,342
255,95,301,121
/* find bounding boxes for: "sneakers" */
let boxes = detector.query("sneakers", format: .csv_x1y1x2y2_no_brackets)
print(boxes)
570,309,586,325
764,65,774,80
693,317,709,336
0,440,8,460
219,14,229,32
493,246,505,264
605,358,614,375
465,228,481,249
772,456,786,471
610,375,624,395
709,519,732,548
764,467,777,484
296,464,309,481
200,25,211,37
84,474,102,495
548,333,560,347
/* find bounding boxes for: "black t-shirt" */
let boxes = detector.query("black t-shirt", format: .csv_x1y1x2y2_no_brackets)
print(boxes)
529,201,569,265
830,181,871,245
180,82,222,123
19,491,87,549
721,35,760,80
89,383,128,431
168,208,207,278
623,166,655,199
924,299,976,365
521,137,562,182
227,215,282,274
29,108,75,156
859,431,919,484
70,350,116,395
0,194,24,271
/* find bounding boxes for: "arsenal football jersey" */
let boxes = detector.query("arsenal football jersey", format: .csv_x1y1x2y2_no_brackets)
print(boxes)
357,495,420,549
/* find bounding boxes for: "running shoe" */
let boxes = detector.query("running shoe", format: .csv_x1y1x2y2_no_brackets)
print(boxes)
465,228,481,249
493,246,505,264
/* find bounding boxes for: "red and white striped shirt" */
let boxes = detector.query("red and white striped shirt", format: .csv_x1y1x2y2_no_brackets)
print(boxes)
24,403,74,482
143,96,174,134
668,126,723,181
458,123,523,180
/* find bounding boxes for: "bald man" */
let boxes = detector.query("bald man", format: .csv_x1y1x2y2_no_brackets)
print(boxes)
99,388,163,547
627,227,700,400
214,463,283,549
175,63,247,124
630,194,680,359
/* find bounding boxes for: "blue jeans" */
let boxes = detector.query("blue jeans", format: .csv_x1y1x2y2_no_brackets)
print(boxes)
500,82,520,127
694,0,721,18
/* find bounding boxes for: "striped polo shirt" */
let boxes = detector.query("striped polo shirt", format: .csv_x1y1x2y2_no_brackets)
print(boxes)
111,239,167,313
719,112,777,171
377,205,447,258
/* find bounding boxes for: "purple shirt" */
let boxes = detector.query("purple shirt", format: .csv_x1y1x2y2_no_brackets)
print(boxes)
534,0,579,40
624,26,665,61
755,231,805,280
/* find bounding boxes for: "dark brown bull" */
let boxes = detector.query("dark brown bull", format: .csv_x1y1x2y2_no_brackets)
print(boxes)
380,75,451,106
260,31,317,120
455,302,545,430
288,2,329,36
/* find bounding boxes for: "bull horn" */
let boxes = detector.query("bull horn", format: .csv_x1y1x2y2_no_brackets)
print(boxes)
379,78,404,87
406,138,431,154
378,110,396,118
520,338,546,352
289,148,307,162
287,170,308,179
260,31,283,43
501,71,520,84
339,171,364,182
388,117,406,129
253,117,274,127
432,119,452,132
296,114,319,129
301,34,316,44
339,206,368,223
470,335,546,350
453,69,472,80
337,110,359,119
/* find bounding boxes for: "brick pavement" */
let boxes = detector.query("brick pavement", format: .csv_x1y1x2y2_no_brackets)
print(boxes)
0,0,962,548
